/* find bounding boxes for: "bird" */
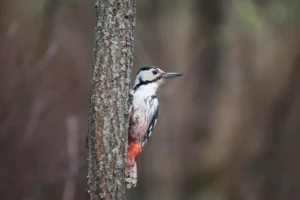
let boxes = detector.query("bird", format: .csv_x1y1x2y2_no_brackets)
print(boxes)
125,66,182,189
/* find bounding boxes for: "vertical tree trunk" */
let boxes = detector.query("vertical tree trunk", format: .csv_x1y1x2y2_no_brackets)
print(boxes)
86,0,136,200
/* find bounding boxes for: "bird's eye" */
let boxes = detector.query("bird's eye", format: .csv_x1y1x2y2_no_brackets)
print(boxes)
152,69,158,75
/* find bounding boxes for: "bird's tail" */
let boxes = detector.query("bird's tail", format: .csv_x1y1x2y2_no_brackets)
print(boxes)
125,162,137,189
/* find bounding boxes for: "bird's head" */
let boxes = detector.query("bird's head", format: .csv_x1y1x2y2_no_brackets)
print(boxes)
132,66,182,94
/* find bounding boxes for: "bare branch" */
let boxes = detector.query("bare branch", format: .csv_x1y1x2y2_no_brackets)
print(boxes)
62,115,80,200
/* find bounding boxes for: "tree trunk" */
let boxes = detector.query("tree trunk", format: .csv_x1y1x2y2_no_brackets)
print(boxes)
86,0,136,200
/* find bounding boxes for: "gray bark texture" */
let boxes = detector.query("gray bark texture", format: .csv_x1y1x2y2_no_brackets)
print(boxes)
86,0,136,200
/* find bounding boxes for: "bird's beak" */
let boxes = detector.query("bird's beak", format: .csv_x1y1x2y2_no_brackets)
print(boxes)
161,72,183,79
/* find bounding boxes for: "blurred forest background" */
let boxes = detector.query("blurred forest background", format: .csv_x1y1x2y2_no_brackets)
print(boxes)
1,0,300,200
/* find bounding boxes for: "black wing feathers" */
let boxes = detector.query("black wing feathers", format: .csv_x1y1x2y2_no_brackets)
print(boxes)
141,100,159,149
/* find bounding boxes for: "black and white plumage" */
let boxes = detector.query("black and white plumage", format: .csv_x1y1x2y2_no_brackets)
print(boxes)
125,66,182,189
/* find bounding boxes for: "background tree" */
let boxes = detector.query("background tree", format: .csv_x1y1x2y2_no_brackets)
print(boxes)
86,0,136,200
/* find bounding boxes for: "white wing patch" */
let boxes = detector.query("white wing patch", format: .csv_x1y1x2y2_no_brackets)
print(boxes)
149,119,158,137
141,96,159,150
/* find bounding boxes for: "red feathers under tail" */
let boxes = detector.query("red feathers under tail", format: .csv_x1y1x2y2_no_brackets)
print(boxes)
126,143,141,189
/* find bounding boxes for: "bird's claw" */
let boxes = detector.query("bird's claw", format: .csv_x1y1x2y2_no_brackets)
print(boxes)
125,105,133,116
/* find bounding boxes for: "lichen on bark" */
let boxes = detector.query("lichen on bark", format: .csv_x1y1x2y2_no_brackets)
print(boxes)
86,0,136,199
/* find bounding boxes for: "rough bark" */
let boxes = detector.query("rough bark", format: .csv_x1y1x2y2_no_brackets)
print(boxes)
86,0,136,200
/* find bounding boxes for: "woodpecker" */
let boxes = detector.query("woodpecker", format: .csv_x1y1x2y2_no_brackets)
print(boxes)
125,66,182,189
